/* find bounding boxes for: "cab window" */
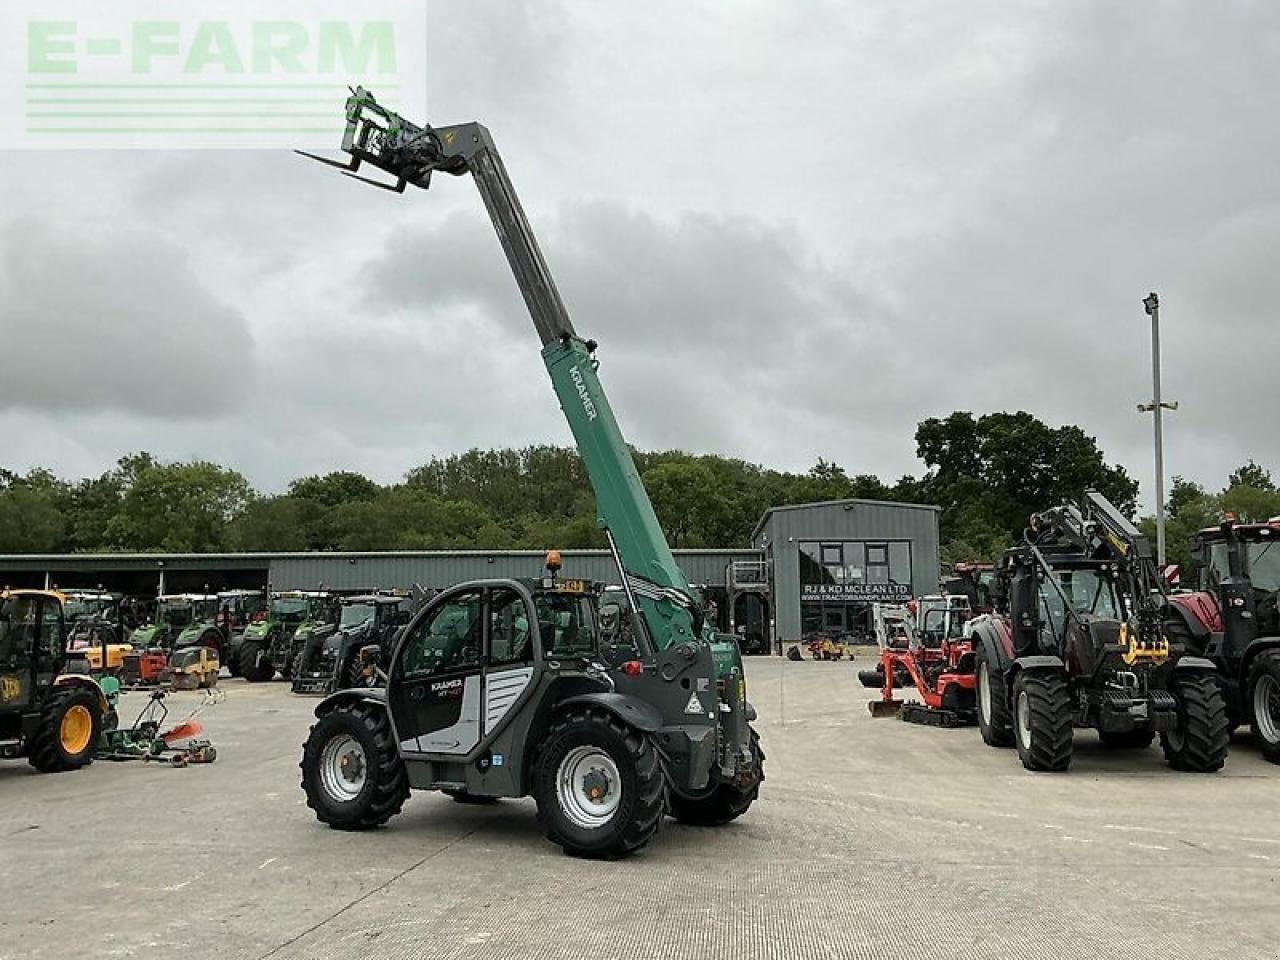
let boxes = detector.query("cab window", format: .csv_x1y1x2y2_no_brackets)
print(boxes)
535,593,595,659
399,591,483,676
489,590,533,666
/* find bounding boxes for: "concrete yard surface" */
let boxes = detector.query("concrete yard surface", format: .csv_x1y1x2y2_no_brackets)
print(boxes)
2,656,1277,960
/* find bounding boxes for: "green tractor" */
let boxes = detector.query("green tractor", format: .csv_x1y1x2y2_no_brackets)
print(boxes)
123,594,220,686
0,589,113,772
238,591,336,683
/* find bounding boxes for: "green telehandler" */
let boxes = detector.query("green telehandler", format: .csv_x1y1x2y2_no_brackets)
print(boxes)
297,89,764,858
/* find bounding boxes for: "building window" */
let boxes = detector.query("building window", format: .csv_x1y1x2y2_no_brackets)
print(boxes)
797,540,914,641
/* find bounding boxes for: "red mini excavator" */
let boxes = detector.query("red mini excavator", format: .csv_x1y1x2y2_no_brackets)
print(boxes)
868,595,977,726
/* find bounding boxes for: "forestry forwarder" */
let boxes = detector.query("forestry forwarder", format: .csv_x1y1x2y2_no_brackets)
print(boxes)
297,89,763,858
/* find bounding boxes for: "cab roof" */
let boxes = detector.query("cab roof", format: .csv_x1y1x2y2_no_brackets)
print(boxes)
158,593,218,602
1195,521,1280,542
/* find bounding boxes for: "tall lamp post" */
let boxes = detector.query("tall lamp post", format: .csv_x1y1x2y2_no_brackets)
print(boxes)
1138,292,1178,567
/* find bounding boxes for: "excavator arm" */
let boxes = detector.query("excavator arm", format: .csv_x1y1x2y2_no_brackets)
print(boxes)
301,88,706,656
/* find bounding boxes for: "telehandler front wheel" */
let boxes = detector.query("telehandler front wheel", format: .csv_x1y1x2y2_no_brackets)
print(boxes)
669,728,765,826
534,709,666,859
1162,673,1229,772
1012,671,1073,772
1247,651,1280,764
300,703,409,830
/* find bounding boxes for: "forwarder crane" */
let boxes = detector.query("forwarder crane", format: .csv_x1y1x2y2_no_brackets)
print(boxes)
297,88,763,858
968,490,1229,772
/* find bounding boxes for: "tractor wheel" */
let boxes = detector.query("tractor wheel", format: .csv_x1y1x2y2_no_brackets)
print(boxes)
300,702,409,830
443,788,501,805
858,668,885,689
976,649,1015,748
669,727,765,827
344,652,372,690
1099,729,1155,749
534,708,666,859
238,640,275,683
1012,671,1073,772
28,686,102,773
1162,672,1229,772
1247,650,1280,764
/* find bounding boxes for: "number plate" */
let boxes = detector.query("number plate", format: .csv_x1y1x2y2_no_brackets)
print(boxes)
556,579,588,594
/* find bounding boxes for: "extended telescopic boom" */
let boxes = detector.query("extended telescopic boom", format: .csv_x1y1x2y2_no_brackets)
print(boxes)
301,88,704,653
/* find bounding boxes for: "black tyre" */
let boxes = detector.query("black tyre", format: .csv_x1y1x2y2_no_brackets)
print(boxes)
28,686,102,773
976,648,1015,748
534,708,666,859
1012,671,1073,772
858,668,885,689
238,640,275,683
344,651,375,690
1162,672,1230,772
669,727,764,826
300,702,409,830
226,645,242,677
1247,650,1280,764
1099,729,1155,749
443,789,500,805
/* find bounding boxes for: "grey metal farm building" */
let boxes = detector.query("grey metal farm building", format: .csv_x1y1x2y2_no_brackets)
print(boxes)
0,498,941,652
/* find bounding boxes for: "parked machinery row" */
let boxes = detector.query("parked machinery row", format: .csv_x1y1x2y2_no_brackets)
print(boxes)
869,490,1280,773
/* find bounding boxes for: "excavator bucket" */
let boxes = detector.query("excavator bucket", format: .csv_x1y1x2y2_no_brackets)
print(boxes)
868,698,904,718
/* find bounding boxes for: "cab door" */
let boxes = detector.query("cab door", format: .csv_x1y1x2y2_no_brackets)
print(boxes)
0,594,41,711
388,587,487,756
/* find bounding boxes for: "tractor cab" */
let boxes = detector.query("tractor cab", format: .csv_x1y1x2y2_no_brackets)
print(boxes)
215,589,266,637
0,589,109,772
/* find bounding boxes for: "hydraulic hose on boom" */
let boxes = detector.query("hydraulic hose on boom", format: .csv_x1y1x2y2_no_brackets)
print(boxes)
301,88,706,657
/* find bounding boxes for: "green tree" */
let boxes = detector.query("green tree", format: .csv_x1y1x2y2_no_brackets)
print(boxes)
915,411,1138,555
0,486,67,553
106,460,251,552
330,487,496,551
226,496,313,551
1228,460,1274,491
641,461,726,547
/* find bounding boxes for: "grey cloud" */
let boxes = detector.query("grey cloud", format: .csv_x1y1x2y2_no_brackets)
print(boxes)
0,220,254,418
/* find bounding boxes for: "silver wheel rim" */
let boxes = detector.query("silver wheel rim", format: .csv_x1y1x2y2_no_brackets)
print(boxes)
319,734,367,802
978,662,992,726
1016,689,1032,751
556,746,621,830
1255,674,1280,744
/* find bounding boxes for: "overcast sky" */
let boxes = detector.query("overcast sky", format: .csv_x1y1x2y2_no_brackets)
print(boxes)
1,1,1276,508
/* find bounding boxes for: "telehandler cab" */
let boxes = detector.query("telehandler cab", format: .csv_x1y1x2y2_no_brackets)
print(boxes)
298,89,763,858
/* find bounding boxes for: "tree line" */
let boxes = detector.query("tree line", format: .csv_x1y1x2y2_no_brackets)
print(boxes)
0,411,1270,571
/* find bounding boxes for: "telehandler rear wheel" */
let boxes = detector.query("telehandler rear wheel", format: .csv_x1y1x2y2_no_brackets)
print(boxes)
1247,651,1280,764
301,703,409,830
534,708,665,859
669,728,765,826
976,649,1014,748
28,686,102,773
1012,671,1072,772
1162,673,1229,772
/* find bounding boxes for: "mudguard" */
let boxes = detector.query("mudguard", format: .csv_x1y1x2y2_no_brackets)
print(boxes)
558,692,663,733
1173,656,1218,672
314,685,388,718
971,616,1015,676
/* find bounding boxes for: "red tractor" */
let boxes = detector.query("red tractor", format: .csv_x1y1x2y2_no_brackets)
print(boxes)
1166,516,1280,763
